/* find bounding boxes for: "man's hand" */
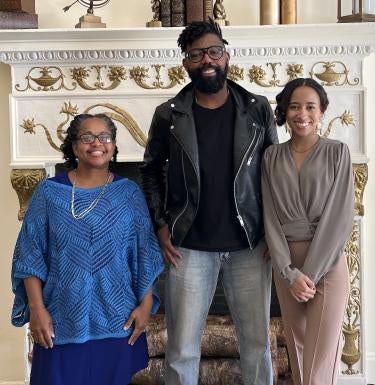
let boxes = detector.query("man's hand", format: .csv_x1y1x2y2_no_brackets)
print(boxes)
288,273,316,303
157,225,183,267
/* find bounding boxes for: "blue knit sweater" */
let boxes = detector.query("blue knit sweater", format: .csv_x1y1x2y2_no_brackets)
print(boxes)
11,178,164,345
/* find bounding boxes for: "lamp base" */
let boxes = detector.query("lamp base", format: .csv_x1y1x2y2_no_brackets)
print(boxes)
338,14,375,23
75,13,106,28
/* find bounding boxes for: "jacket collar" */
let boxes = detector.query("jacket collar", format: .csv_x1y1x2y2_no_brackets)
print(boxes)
169,79,261,175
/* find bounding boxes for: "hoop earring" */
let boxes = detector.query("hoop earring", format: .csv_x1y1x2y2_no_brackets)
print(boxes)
285,121,291,135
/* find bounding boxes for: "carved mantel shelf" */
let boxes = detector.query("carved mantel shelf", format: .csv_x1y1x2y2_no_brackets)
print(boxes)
0,24,373,385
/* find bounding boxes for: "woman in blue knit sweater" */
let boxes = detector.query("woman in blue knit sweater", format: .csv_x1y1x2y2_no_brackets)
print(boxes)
11,114,164,385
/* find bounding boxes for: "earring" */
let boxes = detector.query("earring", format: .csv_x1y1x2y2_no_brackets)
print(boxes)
285,121,291,135
316,122,322,135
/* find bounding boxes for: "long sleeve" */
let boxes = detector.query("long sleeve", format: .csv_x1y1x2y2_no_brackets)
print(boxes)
11,182,49,326
261,149,301,285
139,106,170,230
302,143,354,283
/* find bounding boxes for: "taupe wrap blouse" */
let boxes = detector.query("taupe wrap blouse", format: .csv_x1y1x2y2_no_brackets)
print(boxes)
261,137,354,286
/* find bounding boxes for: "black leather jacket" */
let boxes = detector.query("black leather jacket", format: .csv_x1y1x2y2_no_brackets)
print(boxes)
140,79,278,249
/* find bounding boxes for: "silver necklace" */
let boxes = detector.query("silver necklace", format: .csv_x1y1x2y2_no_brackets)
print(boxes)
70,170,111,220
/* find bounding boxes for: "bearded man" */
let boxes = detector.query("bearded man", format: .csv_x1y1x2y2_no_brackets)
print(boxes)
140,18,278,385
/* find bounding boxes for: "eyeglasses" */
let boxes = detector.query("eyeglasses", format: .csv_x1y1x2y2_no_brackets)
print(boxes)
78,134,113,144
185,46,225,63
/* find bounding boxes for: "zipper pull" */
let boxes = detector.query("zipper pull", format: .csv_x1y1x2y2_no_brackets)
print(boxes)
237,215,244,227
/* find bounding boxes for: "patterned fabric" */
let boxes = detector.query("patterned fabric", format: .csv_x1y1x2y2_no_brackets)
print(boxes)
11,178,164,345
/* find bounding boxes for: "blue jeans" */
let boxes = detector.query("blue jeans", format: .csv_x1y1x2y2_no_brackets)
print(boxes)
165,239,272,385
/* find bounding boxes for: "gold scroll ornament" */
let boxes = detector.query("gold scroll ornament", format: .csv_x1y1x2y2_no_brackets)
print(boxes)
249,63,304,87
10,169,46,220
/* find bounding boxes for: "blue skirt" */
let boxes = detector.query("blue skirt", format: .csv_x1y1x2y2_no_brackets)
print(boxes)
30,334,149,385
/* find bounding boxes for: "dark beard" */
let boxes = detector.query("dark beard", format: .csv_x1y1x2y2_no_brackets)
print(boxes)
187,63,228,94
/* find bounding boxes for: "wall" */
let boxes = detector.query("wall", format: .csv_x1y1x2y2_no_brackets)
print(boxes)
0,0,373,383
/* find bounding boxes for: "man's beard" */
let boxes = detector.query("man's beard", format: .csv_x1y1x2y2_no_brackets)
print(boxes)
187,62,228,94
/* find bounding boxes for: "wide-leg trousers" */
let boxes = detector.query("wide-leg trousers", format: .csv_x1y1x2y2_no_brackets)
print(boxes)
274,241,349,385
164,239,273,385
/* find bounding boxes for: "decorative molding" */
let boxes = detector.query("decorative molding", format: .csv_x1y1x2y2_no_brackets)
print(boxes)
71,65,127,90
10,169,46,221
322,110,355,138
15,66,76,92
310,61,360,86
21,102,147,150
342,221,361,374
353,164,368,217
129,64,186,89
1,45,372,65
228,64,244,82
248,63,304,87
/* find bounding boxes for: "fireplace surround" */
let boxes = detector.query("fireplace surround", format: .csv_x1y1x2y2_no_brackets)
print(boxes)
1,23,373,384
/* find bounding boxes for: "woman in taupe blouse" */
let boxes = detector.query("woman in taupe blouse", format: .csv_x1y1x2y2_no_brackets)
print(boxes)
261,78,354,385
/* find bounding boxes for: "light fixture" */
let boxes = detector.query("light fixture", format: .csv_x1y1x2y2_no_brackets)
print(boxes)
338,0,375,22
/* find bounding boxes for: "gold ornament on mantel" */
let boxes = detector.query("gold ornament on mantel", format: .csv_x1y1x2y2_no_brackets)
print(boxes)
63,0,110,28
146,0,162,27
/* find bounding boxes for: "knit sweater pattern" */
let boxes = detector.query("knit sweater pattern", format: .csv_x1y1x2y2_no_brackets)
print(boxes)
11,178,164,345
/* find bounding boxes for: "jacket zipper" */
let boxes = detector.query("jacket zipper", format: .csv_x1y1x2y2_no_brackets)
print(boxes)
233,127,260,247
171,148,190,239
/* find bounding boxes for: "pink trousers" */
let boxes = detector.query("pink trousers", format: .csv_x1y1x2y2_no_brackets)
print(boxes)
274,241,349,385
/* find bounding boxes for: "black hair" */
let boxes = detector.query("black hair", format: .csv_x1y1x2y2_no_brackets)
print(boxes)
274,78,329,126
177,17,229,54
60,113,119,169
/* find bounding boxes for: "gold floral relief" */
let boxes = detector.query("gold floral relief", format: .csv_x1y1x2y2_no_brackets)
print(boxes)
71,65,127,90
129,64,186,89
310,62,359,86
21,102,146,150
342,221,361,374
353,164,368,216
15,67,77,92
249,63,304,87
10,169,46,220
228,64,244,82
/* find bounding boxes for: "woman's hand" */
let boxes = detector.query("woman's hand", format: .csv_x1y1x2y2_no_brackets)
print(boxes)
24,277,55,349
288,273,316,303
157,225,183,268
124,289,153,346
29,304,55,349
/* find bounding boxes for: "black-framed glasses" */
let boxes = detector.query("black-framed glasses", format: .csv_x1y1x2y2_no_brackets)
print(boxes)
78,133,113,144
185,46,225,63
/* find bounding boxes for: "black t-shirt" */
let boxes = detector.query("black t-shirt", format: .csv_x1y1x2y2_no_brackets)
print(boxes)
181,95,249,251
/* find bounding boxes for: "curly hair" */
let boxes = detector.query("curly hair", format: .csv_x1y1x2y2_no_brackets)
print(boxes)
274,78,329,126
177,17,229,54
60,113,119,169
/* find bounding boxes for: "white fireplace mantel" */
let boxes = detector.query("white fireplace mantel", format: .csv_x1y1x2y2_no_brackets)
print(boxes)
0,24,374,385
